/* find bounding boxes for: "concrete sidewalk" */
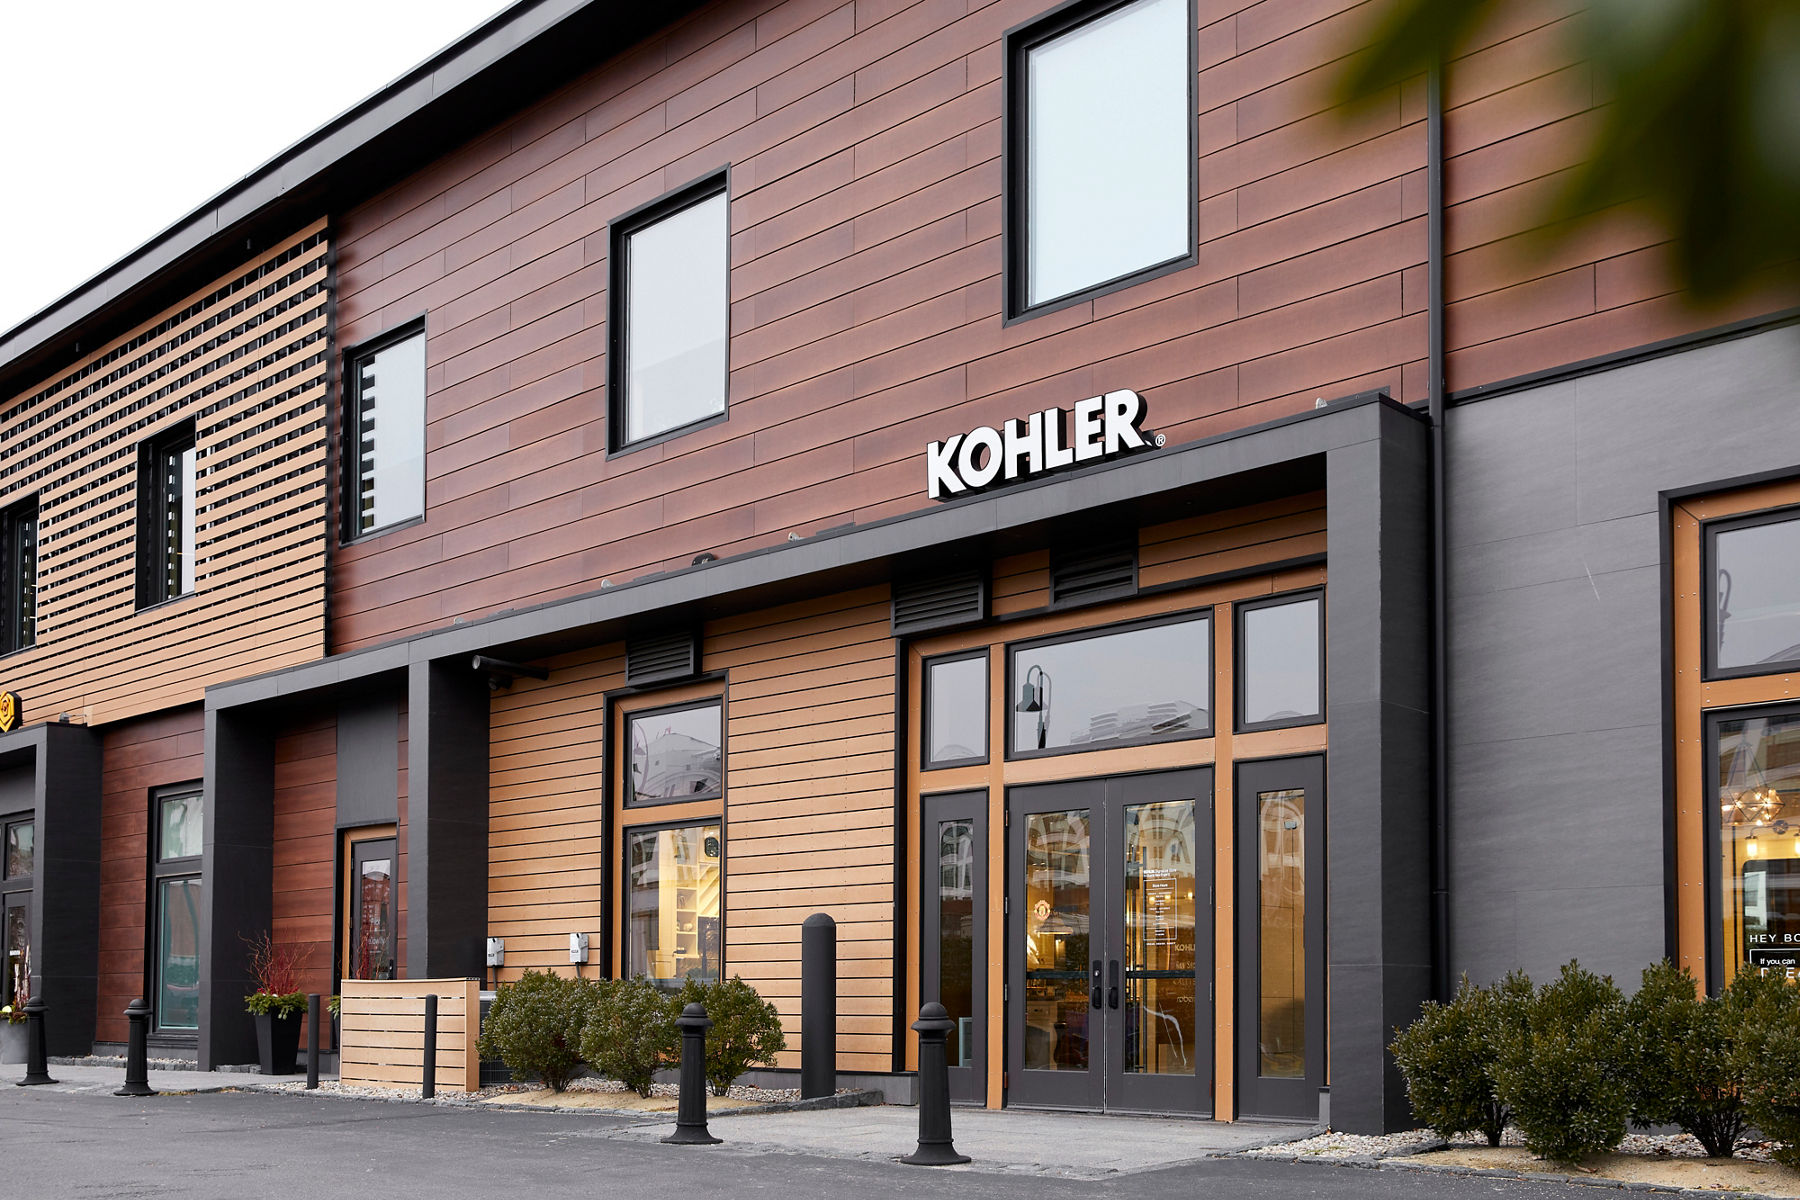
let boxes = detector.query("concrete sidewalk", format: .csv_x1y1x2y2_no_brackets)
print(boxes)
3,1060,287,1094
598,1104,1314,1178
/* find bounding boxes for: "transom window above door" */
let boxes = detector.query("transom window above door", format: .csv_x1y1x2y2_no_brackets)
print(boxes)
1708,507,1800,678
1008,613,1212,757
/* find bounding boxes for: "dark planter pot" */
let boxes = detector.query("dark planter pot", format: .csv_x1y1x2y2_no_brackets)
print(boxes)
255,1012,303,1075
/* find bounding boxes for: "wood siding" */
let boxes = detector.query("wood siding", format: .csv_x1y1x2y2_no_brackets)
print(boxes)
328,0,1430,650
0,221,330,725
273,715,338,1024
338,978,480,1092
97,706,204,1044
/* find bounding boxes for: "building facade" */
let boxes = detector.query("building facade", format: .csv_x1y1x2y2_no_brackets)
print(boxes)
0,0,1794,1133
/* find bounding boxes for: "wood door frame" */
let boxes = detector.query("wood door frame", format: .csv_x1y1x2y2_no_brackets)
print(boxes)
920,789,988,1103
338,824,397,980
346,834,400,981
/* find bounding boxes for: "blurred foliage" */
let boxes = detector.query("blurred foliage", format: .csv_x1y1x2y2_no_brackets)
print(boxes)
1338,0,1800,303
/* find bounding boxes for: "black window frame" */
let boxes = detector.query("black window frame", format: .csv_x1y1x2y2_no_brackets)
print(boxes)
606,170,732,456
1,815,32,887
1004,607,1214,761
1002,0,1200,323
922,649,991,770
342,318,429,544
1234,588,1327,734
1703,505,1800,681
1702,700,1800,995
620,815,725,989
624,696,726,808
148,783,204,1038
0,497,38,655
135,420,197,610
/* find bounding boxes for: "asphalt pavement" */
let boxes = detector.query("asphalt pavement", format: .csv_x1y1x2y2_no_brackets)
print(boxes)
0,1085,1620,1200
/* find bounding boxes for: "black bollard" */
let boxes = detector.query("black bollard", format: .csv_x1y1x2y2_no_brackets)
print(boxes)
901,1002,970,1166
800,912,836,1100
421,994,438,1100
115,999,156,1096
662,1003,722,1145
17,997,54,1086
306,994,320,1090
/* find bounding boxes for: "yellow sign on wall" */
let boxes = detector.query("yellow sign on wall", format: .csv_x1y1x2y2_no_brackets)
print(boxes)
0,692,21,733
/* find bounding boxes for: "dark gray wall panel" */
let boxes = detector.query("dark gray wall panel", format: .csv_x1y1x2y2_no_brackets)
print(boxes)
0,765,32,817
1446,326,1800,987
336,691,399,828
198,710,273,1069
406,659,489,980
36,724,103,1056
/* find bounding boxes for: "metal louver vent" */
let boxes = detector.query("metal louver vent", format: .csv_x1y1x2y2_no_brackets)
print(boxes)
1050,541,1138,609
891,570,987,637
625,629,700,686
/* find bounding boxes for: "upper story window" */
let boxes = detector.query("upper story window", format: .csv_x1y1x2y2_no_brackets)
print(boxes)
609,177,729,452
137,422,196,608
346,324,427,539
0,499,36,653
1708,507,1800,678
1008,0,1195,317
1237,591,1325,732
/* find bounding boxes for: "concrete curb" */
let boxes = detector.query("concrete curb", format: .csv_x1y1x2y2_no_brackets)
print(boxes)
222,1083,885,1120
1236,1146,1784,1200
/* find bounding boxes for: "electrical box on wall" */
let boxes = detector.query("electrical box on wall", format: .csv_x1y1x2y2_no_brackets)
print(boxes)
569,932,589,965
486,937,505,967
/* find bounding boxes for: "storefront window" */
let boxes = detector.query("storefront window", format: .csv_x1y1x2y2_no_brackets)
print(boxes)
2,899,26,1012
1716,712,1800,983
153,787,203,1032
1239,594,1323,730
926,653,988,767
627,701,723,805
4,819,31,878
1711,513,1800,675
626,824,721,988
1009,615,1210,757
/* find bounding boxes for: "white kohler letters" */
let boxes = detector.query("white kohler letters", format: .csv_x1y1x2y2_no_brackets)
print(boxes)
925,390,1154,500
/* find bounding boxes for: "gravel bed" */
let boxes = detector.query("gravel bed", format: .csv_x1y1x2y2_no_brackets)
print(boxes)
263,1075,824,1108
50,1054,208,1072
1245,1125,1784,1164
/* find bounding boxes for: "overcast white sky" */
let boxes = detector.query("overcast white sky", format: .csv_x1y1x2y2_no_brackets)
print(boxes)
0,0,516,335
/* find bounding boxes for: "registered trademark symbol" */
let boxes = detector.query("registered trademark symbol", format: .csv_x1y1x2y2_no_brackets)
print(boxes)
1154,433,1166,447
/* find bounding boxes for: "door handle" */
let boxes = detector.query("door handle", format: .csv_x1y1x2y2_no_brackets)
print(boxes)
1108,960,1120,1009
1090,960,1103,1009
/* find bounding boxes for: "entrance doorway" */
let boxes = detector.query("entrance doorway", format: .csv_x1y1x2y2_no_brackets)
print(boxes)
1007,768,1211,1113
346,836,398,981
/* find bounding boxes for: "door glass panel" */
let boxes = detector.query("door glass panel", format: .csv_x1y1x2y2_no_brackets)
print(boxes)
3,902,27,1010
1124,799,1196,1075
353,857,395,980
1011,617,1210,755
1258,788,1306,1077
158,877,202,1030
1717,712,1800,982
1022,809,1091,1071
626,824,722,988
936,819,977,1067
5,820,32,878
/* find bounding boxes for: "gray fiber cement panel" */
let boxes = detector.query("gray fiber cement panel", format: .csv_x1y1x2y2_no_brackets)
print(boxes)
1445,325,1800,987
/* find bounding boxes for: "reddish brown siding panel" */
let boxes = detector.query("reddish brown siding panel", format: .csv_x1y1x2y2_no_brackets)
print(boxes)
330,0,1428,650
98,707,204,1045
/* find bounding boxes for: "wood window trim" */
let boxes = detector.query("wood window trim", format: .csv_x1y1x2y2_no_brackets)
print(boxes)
901,563,1328,1115
339,824,398,980
1672,477,1800,988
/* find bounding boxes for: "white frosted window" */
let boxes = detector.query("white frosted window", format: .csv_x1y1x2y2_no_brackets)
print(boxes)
352,331,427,535
623,190,729,445
1025,0,1191,307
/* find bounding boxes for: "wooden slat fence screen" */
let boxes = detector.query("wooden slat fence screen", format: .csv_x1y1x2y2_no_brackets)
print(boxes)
338,978,479,1093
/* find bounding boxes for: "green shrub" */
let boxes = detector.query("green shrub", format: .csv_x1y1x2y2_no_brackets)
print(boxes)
674,976,788,1096
1391,971,1530,1145
581,976,678,1098
1626,960,1753,1157
1731,969,1800,1169
1494,961,1631,1163
477,970,595,1093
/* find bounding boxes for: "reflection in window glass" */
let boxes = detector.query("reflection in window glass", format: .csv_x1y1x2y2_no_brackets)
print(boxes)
1717,712,1800,983
628,703,723,803
1242,597,1322,726
1022,809,1090,1071
2,902,27,1012
1011,617,1210,755
1258,788,1306,1078
1125,799,1195,1075
627,825,721,988
1025,0,1190,307
4,820,32,878
160,793,203,861
158,877,203,1030
352,331,427,536
1716,518,1800,671
927,655,988,766
623,190,729,444
353,855,396,981
937,820,977,1068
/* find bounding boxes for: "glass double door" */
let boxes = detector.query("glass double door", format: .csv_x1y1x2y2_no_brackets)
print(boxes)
1007,769,1211,1113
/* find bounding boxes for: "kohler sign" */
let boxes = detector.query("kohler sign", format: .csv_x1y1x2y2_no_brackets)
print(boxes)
925,389,1162,501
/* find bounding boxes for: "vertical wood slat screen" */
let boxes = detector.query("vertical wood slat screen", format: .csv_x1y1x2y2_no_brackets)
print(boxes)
0,219,331,724
338,978,480,1093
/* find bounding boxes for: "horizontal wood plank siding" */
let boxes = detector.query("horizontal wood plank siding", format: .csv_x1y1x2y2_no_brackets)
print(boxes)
0,221,330,725
273,714,337,1043
97,707,204,1045
338,978,480,1092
